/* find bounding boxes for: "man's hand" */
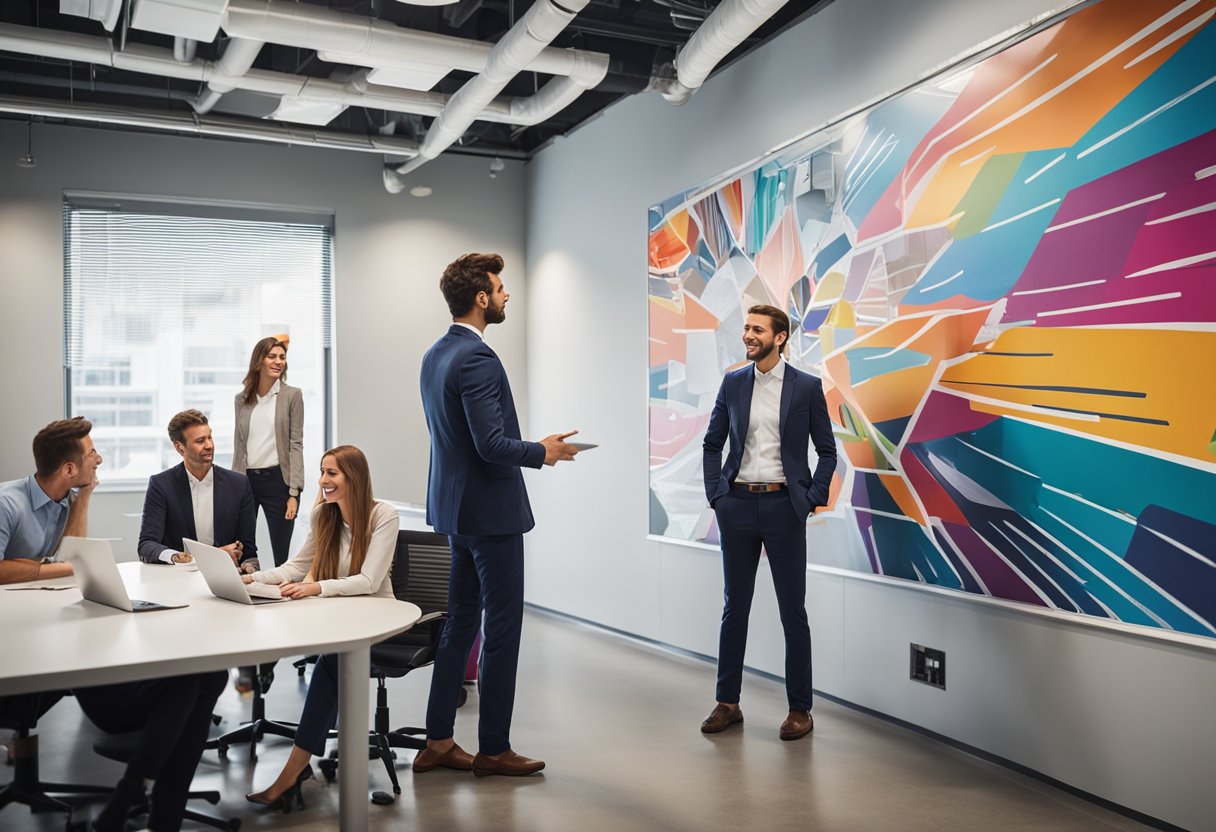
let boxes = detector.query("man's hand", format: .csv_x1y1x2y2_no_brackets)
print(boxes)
240,561,258,574
285,497,298,521
539,430,580,466
280,581,322,599
171,552,193,564
79,475,100,497
219,541,243,567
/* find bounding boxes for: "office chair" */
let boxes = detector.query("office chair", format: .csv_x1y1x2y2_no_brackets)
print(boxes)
207,665,297,762
317,529,451,797
0,692,111,826
92,731,241,831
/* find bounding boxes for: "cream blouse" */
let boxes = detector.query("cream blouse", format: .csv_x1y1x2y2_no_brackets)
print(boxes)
250,500,399,598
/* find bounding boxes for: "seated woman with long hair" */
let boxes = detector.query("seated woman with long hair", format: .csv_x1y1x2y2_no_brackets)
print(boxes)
243,444,400,811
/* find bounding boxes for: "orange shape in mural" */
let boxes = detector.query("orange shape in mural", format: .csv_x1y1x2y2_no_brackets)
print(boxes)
858,0,1216,239
649,291,721,368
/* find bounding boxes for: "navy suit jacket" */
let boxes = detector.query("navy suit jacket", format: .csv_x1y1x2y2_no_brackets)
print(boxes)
420,325,545,536
137,463,259,565
703,362,838,518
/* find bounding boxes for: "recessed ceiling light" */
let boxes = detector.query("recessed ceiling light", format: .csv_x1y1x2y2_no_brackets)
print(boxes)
410,185,433,197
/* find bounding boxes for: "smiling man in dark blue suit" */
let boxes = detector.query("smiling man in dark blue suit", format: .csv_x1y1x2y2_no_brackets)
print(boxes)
414,252,579,777
701,304,837,741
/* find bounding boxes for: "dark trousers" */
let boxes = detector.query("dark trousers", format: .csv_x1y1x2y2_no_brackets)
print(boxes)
246,465,295,567
294,654,339,757
425,533,524,756
714,488,814,711
74,671,226,832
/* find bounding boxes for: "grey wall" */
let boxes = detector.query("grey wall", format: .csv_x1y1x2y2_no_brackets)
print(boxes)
0,121,527,547
523,0,1216,829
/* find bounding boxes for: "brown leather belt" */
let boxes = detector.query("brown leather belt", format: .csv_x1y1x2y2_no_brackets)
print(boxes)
735,482,787,493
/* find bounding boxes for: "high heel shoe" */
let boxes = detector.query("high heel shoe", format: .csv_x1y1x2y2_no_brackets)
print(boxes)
246,765,314,813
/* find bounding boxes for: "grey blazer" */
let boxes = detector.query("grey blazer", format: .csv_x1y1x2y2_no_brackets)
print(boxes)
232,383,305,497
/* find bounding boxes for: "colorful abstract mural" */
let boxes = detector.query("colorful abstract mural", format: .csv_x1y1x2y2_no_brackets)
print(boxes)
647,0,1216,638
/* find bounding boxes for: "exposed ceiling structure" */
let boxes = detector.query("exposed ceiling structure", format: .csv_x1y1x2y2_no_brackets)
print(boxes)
0,0,829,189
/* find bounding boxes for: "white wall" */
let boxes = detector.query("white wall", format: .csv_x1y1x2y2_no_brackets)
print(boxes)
0,121,527,549
523,0,1216,829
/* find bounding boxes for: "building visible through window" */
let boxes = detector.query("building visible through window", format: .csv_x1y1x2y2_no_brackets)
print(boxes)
63,200,332,487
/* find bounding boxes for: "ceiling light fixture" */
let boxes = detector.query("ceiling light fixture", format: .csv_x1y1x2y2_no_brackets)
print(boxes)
16,119,36,169
488,157,505,179
409,185,433,197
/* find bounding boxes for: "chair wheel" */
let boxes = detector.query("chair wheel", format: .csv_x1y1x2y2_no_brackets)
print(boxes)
319,759,337,783
216,742,228,758
227,820,242,831
371,790,395,805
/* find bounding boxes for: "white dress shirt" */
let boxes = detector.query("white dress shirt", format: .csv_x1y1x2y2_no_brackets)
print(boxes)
455,322,484,340
159,465,215,563
737,358,787,484
245,379,280,469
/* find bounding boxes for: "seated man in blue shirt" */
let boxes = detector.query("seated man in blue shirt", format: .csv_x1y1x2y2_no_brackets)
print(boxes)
0,417,227,832
137,409,259,571
0,416,100,584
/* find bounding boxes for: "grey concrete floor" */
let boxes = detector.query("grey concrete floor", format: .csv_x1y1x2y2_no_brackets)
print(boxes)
3,609,1157,832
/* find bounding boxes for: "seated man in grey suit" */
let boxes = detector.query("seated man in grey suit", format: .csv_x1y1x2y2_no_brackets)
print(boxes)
138,409,259,571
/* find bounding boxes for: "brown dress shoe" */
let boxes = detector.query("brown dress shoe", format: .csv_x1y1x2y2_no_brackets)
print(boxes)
779,710,814,741
700,703,744,734
412,742,474,773
472,749,546,777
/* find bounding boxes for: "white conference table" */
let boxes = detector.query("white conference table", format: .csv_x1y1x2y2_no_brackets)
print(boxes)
0,562,421,831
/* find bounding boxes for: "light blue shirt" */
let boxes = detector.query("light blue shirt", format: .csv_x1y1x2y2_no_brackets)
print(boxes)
0,474,72,561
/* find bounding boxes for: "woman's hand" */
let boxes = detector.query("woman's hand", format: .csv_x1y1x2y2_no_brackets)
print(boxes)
285,497,298,521
241,575,254,584
280,581,321,599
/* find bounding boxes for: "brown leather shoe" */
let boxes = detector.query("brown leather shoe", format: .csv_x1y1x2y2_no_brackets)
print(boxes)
412,742,474,773
472,749,546,777
700,703,744,734
779,710,814,741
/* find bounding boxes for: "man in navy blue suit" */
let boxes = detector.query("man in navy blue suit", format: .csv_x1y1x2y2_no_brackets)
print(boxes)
137,409,258,570
414,252,579,777
701,304,837,741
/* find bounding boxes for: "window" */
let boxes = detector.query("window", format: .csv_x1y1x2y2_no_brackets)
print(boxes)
64,198,333,487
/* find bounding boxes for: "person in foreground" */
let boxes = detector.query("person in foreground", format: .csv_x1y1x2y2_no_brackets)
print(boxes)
0,418,226,831
137,409,259,570
0,417,99,583
244,445,400,811
413,252,579,777
701,304,837,741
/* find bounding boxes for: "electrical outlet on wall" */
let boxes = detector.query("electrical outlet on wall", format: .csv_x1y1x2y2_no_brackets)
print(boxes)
910,644,946,689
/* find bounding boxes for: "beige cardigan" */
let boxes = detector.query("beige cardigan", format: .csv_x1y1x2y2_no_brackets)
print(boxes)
232,382,305,497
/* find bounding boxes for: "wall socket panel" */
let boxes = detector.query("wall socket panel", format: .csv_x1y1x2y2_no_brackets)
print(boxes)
910,644,946,689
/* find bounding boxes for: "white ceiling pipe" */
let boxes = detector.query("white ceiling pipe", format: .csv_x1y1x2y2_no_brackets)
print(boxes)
659,0,792,105
502,49,608,125
222,0,600,83
0,22,581,127
173,37,198,63
0,93,421,156
386,0,599,189
194,36,264,114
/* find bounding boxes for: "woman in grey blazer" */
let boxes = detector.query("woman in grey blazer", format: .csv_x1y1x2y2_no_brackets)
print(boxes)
233,336,304,567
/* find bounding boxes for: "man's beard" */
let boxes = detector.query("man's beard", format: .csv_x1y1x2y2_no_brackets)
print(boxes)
486,303,507,324
748,341,775,363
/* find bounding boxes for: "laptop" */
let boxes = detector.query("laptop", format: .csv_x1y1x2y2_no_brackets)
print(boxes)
184,538,286,605
59,537,187,613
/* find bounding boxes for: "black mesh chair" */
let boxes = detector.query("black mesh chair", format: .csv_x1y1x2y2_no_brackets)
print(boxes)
317,529,452,797
0,692,110,826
